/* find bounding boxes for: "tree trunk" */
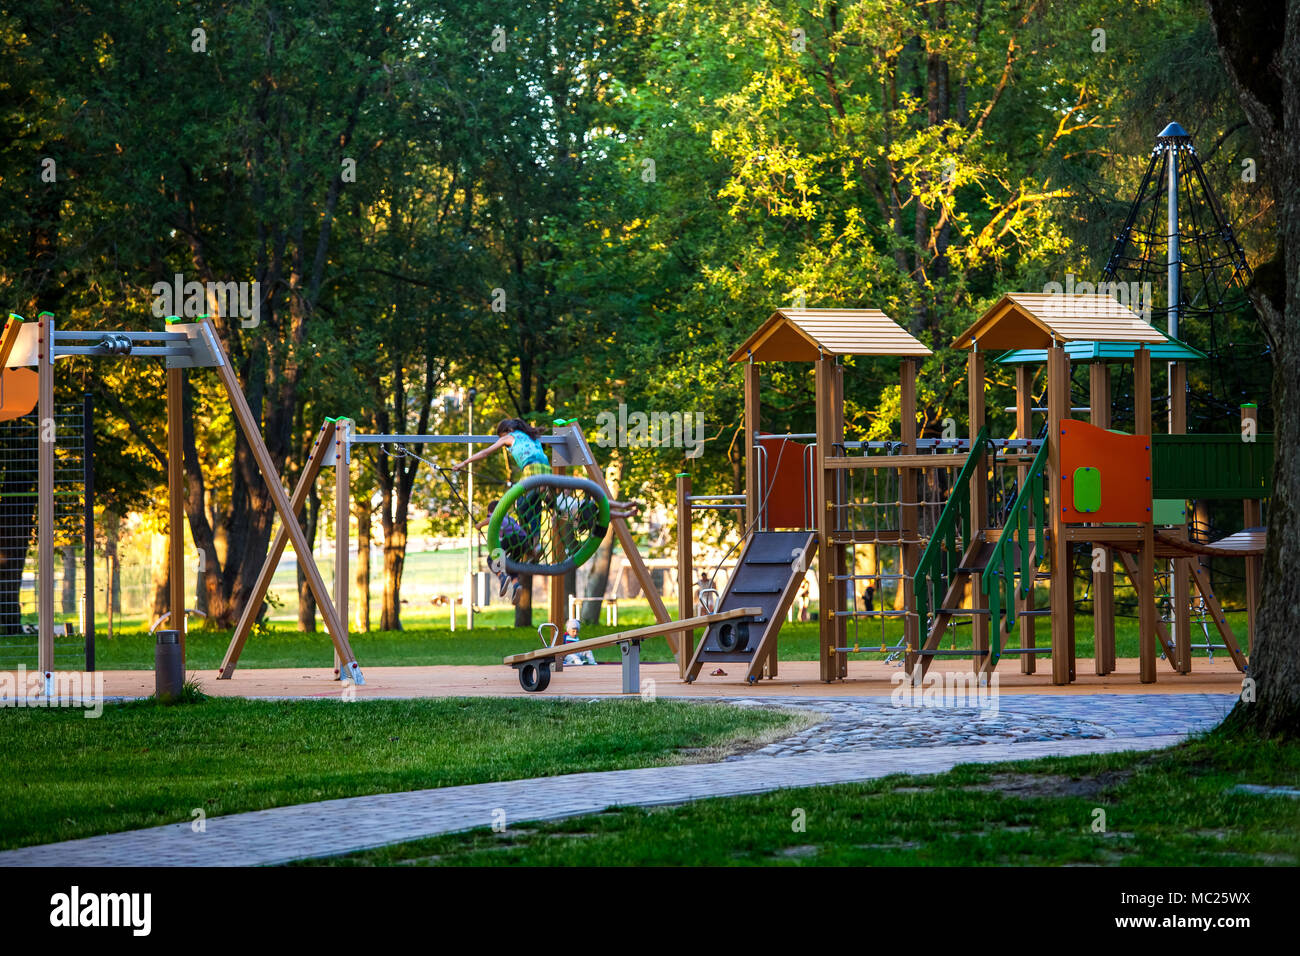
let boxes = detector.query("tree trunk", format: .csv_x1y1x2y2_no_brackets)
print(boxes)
296,484,320,632
1208,0,1300,737
59,545,76,615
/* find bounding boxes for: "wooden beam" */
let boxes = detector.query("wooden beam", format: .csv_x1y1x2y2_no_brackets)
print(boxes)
1169,360,1191,674
1240,404,1261,650
744,360,760,530
167,367,186,662
334,422,350,678
1016,364,1037,674
1115,552,1179,666
0,314,23,370
1189,560,1248,672
505,607,763,665
900,358,921,677
1134,347,1155,683
815,356,836,681
218,421,337,678
204,320,360,676
1047,343,1071,684
676,473,694,679
548,463,569,629
832,363,846,678
968,349,989,674
822,454,970,470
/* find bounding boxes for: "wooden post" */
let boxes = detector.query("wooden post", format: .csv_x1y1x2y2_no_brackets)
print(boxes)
676,473,694,679
166,367,186,662
968,348,989,674
815,355,836,681
333,422,350,679
219,421,337,677
1015,365,1037,674
1241,403,1261,649
1134,346,1156,683
37,314,54,686
833,363,846,678
1169,361,1191,673
1088,362,1116,675
549,464,568,627
203,321,361,676
744,359,761,531
900,359,920,677
1047,343,1071,685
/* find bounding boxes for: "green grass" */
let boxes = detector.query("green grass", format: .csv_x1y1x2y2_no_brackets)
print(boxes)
77,606,1250,671
0,696,805,850
308,731,1300,867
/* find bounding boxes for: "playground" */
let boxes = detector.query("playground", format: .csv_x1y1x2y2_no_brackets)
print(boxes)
2,0,1296,891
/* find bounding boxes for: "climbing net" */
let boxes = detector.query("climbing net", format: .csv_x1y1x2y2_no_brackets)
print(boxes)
487,474,610,576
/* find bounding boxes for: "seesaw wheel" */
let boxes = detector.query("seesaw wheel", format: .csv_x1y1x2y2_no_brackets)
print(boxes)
518,661,552,693
716,621,750,653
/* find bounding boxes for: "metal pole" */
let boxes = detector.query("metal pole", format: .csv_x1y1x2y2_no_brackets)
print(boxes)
1167,143,1180,343
83,391,95,672
466,390,475,629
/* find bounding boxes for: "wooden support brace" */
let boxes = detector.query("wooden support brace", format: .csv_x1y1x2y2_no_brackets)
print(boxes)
203,321,360,678
218,420,338,678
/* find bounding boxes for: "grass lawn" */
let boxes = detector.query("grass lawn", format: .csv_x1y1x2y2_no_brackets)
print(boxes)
81,605,1250,671
0,696,806,851
306,732,1300,867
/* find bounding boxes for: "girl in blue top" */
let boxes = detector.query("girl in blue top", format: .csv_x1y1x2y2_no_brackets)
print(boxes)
454,418,643,602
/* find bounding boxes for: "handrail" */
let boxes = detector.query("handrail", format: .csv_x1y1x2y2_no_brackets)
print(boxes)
982,438,1049,665
914,427,990,642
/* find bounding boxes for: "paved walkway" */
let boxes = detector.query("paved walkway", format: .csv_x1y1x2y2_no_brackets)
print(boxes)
4,693,1235,867
0,733,1186,867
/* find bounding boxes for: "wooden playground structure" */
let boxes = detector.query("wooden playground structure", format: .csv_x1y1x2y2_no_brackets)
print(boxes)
669,297,1269,689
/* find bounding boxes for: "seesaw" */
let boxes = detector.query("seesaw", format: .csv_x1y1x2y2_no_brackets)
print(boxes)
503,607,764,693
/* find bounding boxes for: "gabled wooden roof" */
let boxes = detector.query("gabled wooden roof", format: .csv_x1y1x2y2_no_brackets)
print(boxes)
728,309,932,363
953,293,1169,350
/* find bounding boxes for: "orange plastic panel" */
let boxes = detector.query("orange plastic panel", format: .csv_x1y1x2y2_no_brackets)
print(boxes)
0,367,38,421
761,434,816,529
1059,418,1152,524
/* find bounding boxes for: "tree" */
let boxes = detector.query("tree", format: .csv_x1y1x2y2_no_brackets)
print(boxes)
1206,0,1299,737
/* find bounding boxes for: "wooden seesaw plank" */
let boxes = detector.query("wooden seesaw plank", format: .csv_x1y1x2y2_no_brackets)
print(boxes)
503,607,764,666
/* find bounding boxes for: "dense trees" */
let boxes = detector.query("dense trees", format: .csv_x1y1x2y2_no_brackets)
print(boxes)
0,0,1283,677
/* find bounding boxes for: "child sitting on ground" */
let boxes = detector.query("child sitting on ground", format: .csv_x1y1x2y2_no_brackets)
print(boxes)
561,617,597,666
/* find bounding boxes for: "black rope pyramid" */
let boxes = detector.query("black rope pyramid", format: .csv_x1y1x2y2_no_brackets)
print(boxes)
1101,121,1269,432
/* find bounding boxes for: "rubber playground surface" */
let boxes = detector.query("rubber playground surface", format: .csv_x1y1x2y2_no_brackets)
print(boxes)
72,656,1247,700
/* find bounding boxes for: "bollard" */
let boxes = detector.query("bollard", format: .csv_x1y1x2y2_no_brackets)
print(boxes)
155,630,183,702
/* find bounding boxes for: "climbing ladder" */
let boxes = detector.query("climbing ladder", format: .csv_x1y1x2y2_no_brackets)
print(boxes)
684,530,816,684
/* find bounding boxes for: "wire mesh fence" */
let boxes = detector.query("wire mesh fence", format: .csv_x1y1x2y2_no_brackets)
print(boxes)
0,402,90,670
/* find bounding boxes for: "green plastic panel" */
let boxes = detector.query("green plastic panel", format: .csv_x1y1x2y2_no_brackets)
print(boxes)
1153,498,1187,525
1151,434,1273,499
1072,467,1101,513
